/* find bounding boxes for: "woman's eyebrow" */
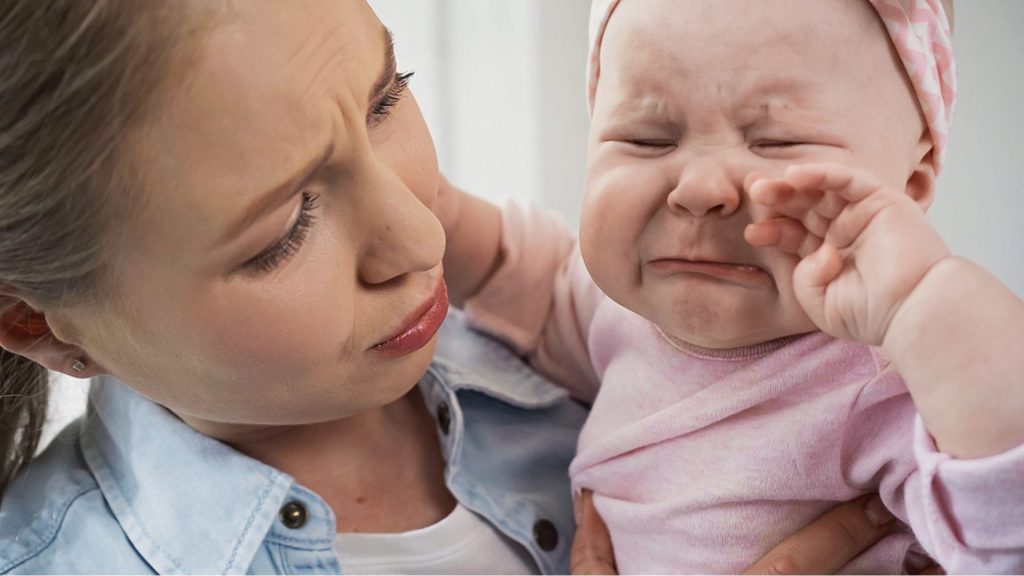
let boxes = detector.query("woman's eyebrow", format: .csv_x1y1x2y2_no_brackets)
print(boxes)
221,142,333,245
369,27,397,104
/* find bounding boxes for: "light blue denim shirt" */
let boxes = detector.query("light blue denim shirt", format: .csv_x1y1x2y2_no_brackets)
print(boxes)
0,312,587,574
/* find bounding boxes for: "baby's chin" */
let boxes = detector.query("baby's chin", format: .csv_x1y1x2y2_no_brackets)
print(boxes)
595,267,816,349
639,297,815,351
656,321,795,351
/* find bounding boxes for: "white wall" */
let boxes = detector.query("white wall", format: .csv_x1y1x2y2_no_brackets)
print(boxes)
932,0,1024,298
40,1,1024,450
369,0,591,227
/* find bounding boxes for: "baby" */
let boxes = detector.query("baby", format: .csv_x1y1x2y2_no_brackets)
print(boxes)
439,0,1024,573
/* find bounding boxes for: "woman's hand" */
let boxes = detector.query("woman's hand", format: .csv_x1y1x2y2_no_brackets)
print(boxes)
570,491,937,575
743,495,897,574
571,490,616,575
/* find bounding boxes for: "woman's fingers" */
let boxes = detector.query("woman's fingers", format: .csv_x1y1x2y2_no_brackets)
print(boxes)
569,490,921,575
743,495,895,575
571,490,618,575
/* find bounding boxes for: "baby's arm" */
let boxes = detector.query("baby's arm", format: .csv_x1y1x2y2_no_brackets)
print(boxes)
434,176,504,308
436,177,603,398
839,363,1024,573
747,163,1024,459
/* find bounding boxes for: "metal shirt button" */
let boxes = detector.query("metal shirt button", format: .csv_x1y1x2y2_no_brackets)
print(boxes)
533,519,559,551
279,501,308,529
437,401,451,435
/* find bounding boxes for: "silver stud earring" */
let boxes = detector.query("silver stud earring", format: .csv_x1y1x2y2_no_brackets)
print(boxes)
71,358,86,372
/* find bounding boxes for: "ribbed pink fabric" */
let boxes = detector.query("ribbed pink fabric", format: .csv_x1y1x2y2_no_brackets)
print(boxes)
586,0,957,172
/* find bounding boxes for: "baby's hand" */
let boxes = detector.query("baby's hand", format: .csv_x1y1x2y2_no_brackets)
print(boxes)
433,174,463,238
434,175,504,307
744,163,950,346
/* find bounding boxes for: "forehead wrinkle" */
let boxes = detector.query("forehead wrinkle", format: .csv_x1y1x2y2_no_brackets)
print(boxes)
609,3,873,110
606,92,674,123
290,23,352,100
613,0,867,71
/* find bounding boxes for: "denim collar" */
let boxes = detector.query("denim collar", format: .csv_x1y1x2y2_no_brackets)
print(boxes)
431,310,568,410
80,377,296,574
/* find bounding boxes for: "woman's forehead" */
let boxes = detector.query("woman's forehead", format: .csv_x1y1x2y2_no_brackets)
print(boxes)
128,1,385,252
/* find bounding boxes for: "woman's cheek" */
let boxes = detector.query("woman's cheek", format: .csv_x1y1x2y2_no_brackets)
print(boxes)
201,255,357,379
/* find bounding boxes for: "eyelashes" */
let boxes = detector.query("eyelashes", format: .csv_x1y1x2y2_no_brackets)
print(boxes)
245,192,320,274
368,71,413,125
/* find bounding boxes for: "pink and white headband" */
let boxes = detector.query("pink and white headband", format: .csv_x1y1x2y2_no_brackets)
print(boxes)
586,0,957,172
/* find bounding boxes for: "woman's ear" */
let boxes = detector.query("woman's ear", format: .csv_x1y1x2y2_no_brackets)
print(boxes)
0,296,103,378
906,139,938,211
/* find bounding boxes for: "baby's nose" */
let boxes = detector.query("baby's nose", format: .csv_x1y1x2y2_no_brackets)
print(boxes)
666,159,741,217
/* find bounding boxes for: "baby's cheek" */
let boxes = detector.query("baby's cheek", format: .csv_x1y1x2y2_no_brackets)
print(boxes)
581,179,648,309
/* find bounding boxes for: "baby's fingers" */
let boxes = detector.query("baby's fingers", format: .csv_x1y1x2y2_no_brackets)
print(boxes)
781,163,883,205
792,243,843,315
745,218,823,258
749,178,824,213
822,195,888,250
749,172,848,235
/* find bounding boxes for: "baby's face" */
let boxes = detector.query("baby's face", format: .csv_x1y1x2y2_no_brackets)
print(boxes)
582,0,929,348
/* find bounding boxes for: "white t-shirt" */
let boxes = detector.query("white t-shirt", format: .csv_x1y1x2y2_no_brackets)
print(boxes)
334,503,538,574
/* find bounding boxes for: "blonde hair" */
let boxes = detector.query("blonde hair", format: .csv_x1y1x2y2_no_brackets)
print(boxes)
0,0,186,497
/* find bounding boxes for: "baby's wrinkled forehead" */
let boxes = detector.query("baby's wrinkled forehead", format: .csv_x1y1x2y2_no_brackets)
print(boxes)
596,0,894,103
603,0,885,63
587,0,956,169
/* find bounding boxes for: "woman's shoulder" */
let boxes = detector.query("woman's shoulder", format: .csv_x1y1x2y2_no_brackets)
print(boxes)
0,422,150,574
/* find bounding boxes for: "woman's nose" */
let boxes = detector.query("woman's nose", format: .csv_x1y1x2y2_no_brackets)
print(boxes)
356,175,445,286
666,157,741,217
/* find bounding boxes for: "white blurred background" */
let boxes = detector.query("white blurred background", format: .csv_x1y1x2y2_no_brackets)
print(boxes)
42,1,1024,448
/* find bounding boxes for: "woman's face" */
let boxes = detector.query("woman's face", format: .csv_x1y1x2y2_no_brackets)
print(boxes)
68,0,446,437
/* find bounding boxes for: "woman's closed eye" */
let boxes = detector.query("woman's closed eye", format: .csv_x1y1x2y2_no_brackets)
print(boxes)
244,192,320,274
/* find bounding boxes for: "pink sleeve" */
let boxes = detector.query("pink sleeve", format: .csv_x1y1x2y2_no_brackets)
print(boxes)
463,201,603,401
841,360,1024,573
905,416,1024,573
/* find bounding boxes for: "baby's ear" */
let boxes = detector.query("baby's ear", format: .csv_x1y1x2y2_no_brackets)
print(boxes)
906,139,937,211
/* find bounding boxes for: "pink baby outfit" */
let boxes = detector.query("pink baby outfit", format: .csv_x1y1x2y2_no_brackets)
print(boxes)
464,203,1024,573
